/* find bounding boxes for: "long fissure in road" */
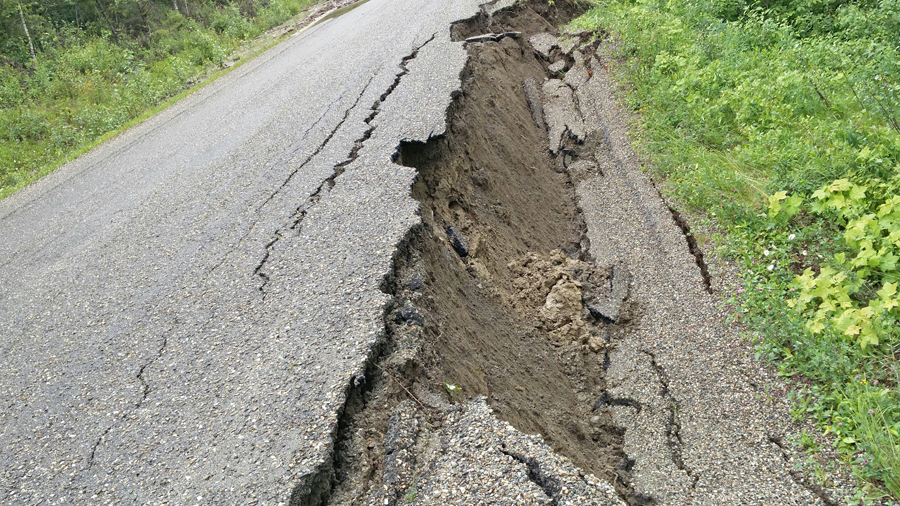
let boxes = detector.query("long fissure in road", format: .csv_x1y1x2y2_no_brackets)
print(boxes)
306,2,650,505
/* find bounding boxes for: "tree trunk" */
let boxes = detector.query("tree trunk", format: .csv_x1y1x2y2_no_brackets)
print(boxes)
93,0,120,43
172,0,179,13
17,1,36,62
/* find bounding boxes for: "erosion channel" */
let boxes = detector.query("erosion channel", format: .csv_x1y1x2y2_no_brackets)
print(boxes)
317,2,662,505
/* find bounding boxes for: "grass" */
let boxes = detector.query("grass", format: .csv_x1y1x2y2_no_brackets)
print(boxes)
0,0,324,201
570,0,900,499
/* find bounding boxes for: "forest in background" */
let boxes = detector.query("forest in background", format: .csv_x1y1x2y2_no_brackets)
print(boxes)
573,0,899,499
0,0,316,198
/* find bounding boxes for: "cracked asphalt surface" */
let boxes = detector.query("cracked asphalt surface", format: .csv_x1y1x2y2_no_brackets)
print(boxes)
0,0,499,503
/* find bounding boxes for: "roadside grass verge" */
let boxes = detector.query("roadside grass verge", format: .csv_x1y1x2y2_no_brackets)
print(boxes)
570,0,900,500
0,0,322,201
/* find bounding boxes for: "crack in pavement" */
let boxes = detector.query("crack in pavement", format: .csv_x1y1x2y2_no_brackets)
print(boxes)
85,320,175,471
135,335,170,408
259,74,377,214
500,448,563,505
86,426,112,471
254,35,438,296
657,195,713,294
204,88,362,277
253,233,280,299
601,394,644,414
641,349,698,490
768,435,839,506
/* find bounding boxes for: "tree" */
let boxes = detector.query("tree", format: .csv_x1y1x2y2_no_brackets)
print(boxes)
16,1,35,61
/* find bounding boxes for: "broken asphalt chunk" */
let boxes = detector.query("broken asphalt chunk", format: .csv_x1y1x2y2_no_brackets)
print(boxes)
588,264,631,323
445,225,469,257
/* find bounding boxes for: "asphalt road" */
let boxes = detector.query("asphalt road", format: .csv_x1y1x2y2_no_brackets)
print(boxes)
0,0,495,503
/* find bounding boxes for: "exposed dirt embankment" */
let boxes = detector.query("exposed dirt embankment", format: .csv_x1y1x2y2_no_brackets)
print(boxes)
312,2,648,505
400,32,627,484
296,1,851,505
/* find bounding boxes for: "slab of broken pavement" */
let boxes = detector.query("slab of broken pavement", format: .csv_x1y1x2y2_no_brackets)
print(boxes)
0,0,857,504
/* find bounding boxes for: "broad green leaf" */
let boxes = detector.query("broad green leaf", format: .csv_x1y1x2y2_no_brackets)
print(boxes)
783,195,802,217
880,252,898,271
769,191,788,202
849,185,867,202
827,193,847,210
890,230,900,247
860,326,879,348
877,282,897,300
768,191,787,217
830,178,852,192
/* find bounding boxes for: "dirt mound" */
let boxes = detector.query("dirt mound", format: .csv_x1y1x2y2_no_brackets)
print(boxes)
508,250,609,351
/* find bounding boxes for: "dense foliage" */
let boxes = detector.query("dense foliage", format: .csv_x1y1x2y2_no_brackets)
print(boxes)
572,0,899,498
0,0,316,197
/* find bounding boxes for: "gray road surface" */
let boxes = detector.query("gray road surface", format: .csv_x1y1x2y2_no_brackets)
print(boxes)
0,1,491,503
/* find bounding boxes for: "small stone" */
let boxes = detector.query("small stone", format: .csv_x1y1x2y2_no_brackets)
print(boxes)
587,333,606,353
548,60,566,74
471,169,489,187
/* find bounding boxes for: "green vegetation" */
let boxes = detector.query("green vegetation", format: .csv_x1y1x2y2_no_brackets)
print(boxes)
571,0,900,499
0,0,319,199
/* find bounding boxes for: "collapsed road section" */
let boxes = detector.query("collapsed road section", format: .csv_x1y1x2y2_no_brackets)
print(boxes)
308,1,849,505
